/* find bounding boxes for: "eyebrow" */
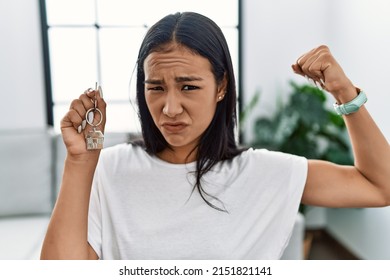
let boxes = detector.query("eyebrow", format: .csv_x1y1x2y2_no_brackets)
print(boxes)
144,76,204,84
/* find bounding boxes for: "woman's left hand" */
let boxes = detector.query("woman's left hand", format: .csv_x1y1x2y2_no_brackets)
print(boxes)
292,45,357,102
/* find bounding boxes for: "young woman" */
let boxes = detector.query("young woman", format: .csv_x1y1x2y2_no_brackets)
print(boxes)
41,12,390,260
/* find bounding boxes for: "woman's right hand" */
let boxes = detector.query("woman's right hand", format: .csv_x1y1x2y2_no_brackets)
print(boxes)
60,86,106,159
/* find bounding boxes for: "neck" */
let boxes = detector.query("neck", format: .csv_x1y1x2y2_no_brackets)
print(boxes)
157,146,197,164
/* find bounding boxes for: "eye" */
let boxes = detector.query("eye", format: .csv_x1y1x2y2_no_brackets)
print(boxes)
147,86,164,92
182,85,199,91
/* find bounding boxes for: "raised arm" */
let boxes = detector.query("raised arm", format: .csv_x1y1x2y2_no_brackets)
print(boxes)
292,45,390,208
40,87,105,259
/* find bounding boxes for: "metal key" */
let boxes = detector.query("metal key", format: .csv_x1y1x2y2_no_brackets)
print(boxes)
85,83,104,150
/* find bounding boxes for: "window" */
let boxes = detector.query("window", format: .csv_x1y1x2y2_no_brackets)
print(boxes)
41,0,241,133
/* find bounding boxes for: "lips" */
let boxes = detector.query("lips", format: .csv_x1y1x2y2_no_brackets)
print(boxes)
161,122,188,133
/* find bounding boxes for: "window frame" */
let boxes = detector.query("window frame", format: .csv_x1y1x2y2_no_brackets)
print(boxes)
39,0,243,138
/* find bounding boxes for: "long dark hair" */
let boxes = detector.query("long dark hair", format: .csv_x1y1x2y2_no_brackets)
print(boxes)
136,12,246,211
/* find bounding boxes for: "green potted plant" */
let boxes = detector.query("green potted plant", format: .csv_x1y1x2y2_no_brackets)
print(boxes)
249,81,353,165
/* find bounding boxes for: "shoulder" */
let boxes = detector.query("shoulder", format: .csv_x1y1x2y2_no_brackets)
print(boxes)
237,148,307,168
213,148,307,180
101,142,145,157
237,148,307,182
243,149,308,197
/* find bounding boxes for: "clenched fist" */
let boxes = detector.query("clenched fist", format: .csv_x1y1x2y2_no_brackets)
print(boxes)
292,45,358,103
60,86,106,159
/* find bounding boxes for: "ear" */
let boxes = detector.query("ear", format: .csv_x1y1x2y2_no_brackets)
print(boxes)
216,73,228,102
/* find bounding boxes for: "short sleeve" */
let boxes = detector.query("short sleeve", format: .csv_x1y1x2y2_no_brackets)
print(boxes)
276,153,308,258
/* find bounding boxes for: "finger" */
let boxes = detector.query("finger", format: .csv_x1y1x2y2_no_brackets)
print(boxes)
305,57,325,81
297,53,330,89
85,89,106,110
291,47,319,76
292,56,324,86
70,98,93,133
306,53,334,90
291,63,305,76
309,54,329,84
69,99,88,123
292,64,325,90
61,108,84,131
79,91,96,110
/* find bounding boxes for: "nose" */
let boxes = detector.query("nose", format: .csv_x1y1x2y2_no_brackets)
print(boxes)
162,91,183,118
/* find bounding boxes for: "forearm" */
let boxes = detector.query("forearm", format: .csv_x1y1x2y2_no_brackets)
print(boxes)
345,107,390,184
322,69,390,204
340,88,390,195
40,154,99,259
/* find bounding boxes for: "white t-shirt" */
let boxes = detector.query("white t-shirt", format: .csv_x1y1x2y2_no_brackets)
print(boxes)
88,143,307,259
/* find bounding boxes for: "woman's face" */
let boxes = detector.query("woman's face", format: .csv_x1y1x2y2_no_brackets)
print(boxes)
144,44,226,163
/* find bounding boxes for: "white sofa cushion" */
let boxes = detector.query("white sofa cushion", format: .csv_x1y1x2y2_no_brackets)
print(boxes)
0,129,54,216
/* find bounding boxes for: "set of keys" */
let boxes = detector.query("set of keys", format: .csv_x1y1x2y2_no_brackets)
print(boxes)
85,82,104,150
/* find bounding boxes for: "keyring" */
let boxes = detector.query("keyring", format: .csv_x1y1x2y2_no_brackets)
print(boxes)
85,108,103,127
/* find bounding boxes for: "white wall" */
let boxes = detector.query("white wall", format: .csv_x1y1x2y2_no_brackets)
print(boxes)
241,0,331,140
325,0,390,260
242,0,390,259
242,0,389,142
0,0,46,130
326,0,390,141
327,208,390,260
